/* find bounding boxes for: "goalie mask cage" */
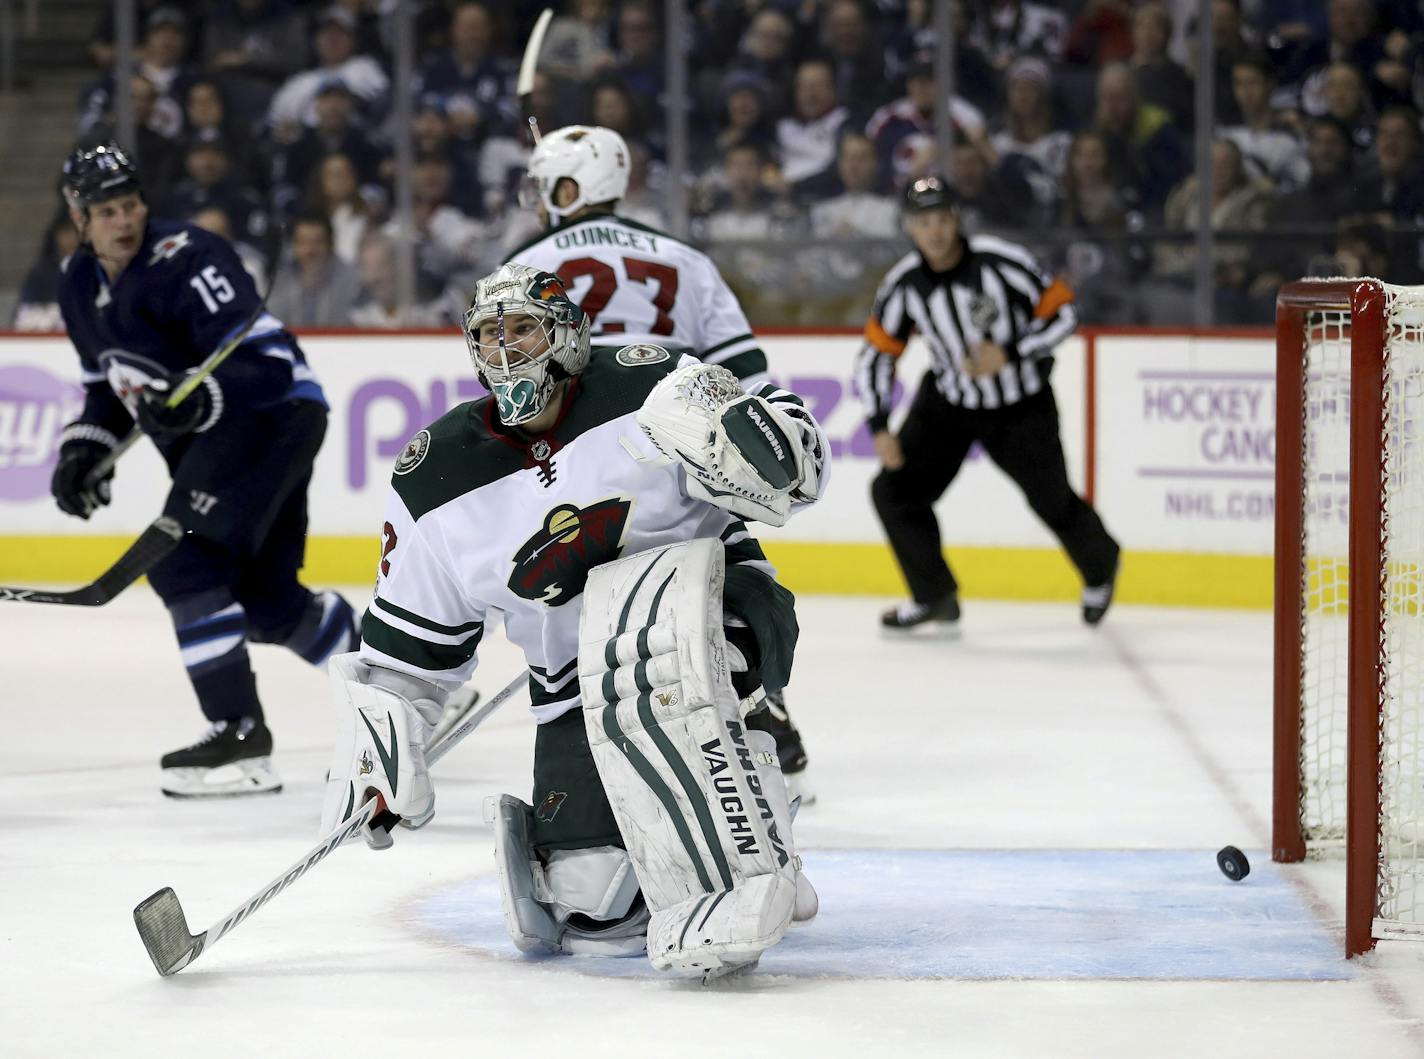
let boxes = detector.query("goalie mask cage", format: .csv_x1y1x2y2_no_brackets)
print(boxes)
1274,278,1424,957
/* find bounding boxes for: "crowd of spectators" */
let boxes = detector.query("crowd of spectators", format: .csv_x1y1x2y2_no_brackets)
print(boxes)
14,0,1424,329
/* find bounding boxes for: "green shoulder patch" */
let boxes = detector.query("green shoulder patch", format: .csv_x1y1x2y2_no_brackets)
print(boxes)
393,430,430,475
615,343,671,367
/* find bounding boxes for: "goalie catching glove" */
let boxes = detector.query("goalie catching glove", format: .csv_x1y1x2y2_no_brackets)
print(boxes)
636,361,826,527
320,653,444,850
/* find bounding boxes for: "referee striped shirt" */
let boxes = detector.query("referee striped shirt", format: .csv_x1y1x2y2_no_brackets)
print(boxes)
855,233,1077,429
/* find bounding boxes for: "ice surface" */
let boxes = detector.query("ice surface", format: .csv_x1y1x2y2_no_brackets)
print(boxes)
3,590,1423,1058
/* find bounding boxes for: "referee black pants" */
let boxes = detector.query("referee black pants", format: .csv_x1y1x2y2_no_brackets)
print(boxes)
871,375,1119,604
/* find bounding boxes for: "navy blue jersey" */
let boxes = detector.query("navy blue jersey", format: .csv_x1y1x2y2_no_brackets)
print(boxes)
58,219,324,446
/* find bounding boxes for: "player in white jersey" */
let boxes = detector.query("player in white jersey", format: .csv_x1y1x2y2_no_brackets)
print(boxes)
506,124,769,384
320,263,828,977
507,124,814,791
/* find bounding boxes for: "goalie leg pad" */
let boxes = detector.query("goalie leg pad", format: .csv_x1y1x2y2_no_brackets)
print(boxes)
485,795,649,957
579,539,804,971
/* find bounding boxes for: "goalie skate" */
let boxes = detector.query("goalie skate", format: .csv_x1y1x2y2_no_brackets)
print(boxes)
160,717,282,798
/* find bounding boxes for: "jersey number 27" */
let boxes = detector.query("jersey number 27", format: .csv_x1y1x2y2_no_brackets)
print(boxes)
557,257,678,335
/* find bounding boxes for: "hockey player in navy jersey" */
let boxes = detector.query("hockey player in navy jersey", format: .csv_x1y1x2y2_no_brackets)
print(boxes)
53,142,358,798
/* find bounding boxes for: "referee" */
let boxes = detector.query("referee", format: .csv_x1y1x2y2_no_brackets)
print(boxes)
857,175,1120,633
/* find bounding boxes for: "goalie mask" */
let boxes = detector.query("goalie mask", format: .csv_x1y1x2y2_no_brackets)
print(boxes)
520,125,630,225
462,264,590,426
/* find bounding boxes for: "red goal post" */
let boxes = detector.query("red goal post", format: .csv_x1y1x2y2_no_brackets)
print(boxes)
1273,278,1424,957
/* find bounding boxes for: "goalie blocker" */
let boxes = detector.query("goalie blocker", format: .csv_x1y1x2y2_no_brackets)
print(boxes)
489,539,816,976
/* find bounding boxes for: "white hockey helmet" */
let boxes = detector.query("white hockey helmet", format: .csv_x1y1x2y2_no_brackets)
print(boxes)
462,263,590,426
522,125,631,224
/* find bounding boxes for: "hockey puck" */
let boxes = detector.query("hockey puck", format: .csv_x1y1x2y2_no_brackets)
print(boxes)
1216,845,1250,881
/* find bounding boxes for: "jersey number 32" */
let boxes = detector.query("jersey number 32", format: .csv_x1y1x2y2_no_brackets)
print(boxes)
557,256,678,336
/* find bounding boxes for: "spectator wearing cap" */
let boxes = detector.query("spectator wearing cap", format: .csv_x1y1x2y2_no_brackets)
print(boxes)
88,0,200,72
268,212,363,326
725,8,799,116
267,6,389,141
705,69,778,169
199,0,307,131
1130,2,1193,131
866,55,989,190
272,76,387,220
776,59,852,201
79,6,198,141
818,0,893,115
380,156,489,297
1091,61,1187,219
810,132,899,238
414,2,519,138
158,131,274,265
882,0,997,115
1222,53,1309,192
991,57,1072,212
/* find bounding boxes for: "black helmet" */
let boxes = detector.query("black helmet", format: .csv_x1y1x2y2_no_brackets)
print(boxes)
902,174,958,215
62,142,142,212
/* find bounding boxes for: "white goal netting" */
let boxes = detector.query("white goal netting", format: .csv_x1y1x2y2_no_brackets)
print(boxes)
1298,284,1424,939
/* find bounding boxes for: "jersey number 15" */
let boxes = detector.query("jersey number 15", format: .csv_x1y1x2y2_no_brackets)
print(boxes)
189,266,236,314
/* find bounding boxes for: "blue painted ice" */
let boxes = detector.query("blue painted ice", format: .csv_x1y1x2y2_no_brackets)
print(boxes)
414,848,1349,981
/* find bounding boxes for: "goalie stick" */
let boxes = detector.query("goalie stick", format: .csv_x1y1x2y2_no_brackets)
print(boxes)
132,668,528,977
0,516,185,606
516,8,553,143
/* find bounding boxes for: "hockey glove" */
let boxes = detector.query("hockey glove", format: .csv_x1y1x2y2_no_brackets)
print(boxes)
51,431,116,519
638,363,807,527
136,373,221,442
321,654,443,851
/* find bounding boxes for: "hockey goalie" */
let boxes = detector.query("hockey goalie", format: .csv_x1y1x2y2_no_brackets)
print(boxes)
320,263,826,977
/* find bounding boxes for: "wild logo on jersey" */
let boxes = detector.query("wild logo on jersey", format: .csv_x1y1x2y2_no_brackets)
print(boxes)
508,498,632,606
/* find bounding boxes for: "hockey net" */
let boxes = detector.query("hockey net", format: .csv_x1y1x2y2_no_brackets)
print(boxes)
1274,279,1424,956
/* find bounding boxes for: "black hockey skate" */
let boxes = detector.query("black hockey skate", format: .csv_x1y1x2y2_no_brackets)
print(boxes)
160,716,281,798
880,594,961,636
747,691,814,805
1082,554,1120,626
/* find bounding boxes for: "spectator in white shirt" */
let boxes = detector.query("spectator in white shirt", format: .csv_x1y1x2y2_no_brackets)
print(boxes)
810,132,900,238
1222,52,1309,192
776,58,851,200
267,6,389,143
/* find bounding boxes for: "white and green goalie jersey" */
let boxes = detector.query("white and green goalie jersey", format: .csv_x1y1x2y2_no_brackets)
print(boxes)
504,213,768,384
359,346,794,724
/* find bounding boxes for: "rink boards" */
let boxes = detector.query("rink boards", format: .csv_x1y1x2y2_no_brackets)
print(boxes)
0,328,1276,608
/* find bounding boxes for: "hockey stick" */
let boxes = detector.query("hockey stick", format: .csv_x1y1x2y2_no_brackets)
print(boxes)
131,668,529,977
0,516,185,606
517,8,553,144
